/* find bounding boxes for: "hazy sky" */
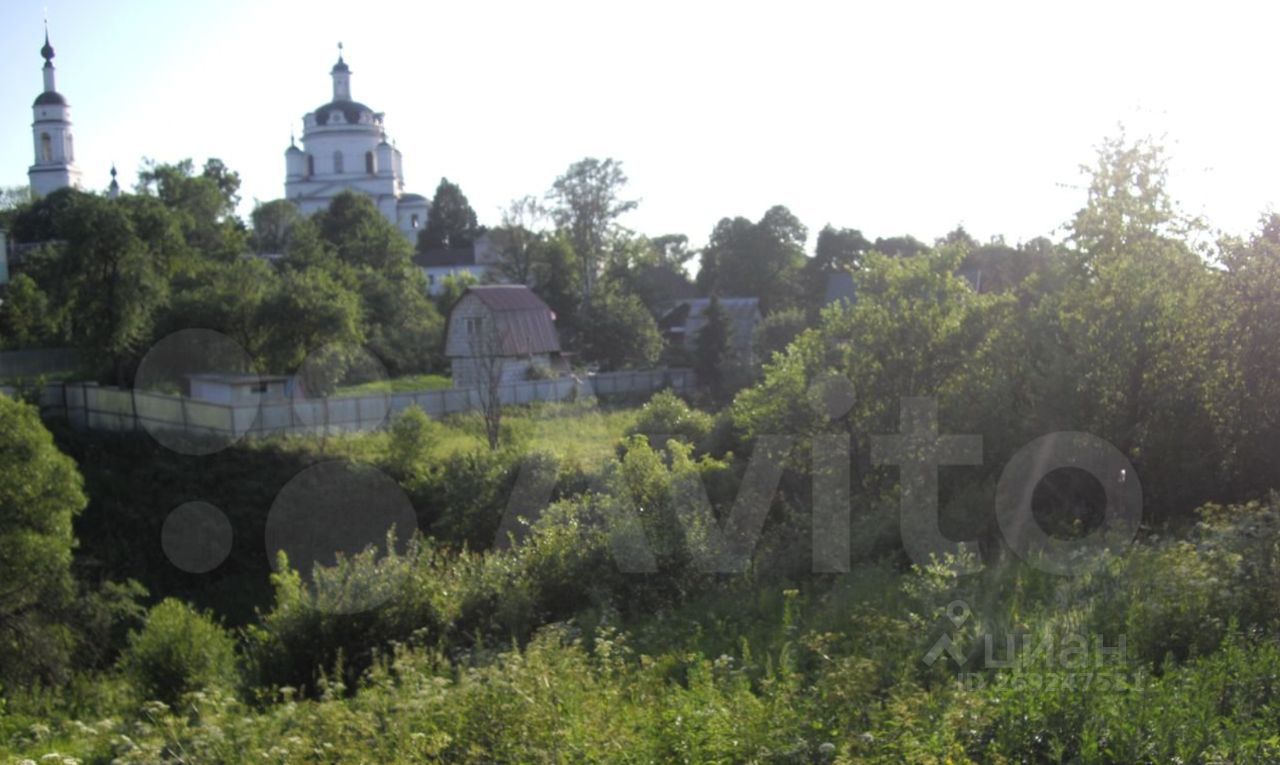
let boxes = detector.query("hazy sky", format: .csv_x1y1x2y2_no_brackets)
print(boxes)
2,1,1278,249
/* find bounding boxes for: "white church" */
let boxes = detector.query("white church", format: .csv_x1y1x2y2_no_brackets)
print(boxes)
283,46,430,242
27,30,82,198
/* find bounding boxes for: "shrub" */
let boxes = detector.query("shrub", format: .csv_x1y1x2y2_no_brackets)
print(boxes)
625,390,714,452
385,404,437,479
120,598,239,705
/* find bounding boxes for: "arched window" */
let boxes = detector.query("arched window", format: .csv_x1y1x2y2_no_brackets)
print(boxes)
411,213,420,229
40,133,53,162
365,151,375,174
306,154,315,176
66,134,74,161
333,151,344,174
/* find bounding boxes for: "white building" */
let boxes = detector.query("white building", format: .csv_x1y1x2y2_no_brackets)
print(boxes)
414,232,504,295
284,46,429,243
28,29,81,198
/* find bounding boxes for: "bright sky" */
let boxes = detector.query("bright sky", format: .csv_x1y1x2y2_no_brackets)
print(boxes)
2,0,1278,249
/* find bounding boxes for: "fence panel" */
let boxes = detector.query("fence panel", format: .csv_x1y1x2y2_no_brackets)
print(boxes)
15,369,696,440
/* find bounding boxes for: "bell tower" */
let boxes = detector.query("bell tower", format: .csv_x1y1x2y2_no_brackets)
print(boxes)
28,26,81,197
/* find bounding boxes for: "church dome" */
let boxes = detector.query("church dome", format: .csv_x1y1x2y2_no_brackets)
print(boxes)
33,91,67,107
311,99,378,127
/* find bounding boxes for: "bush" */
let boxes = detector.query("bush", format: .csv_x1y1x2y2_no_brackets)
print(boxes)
625,390,714,452
120,599,239,705
385,404,437,479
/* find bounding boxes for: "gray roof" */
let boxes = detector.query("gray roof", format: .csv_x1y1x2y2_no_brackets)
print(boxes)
311,99,377,126
660,297,761,350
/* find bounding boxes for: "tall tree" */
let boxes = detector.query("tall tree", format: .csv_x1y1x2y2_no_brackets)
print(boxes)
695,295,732,402
23,190,169,382
251,199,305,255
697,205,807,311
494,195,547,284
417,177,481,252
0,395,87,685
135,158,247,260
547,157,638,304
576,284,663,371
314,191,413,274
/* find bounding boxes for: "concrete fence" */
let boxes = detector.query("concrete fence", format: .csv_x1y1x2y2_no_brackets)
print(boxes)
5,368,695,440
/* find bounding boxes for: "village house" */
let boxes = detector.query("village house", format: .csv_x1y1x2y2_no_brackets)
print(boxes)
413,232,504,295
445,285,567,388
659,297,763,366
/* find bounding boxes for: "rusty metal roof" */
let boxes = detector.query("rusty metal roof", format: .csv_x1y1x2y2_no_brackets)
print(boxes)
467,284,553,313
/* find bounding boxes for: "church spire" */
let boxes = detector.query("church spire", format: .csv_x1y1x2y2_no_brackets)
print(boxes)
41,23,57,93
331,42,351,101
108,164,120,199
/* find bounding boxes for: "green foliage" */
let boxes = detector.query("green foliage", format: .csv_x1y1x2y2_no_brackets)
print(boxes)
625,389,714,451
548,157,639,302
249,198,304,254
16,189,169,382
135,157,247,261
697,205,808,311
0,394,86,686
752,306,807,366
120,599,238,705
313,191,414,273
694,294,733,401
0,273,55,348
418,177,481,251
575,284,663,371
385,405,437,480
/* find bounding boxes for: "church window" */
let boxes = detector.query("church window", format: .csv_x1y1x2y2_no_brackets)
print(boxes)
40,133,52,162
365,151,375,174
333,151,344,174
306,155,315,176
66,134,74,161
411,214,420,229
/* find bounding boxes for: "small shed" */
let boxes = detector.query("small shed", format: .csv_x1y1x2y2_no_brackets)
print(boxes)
186,373,298,405
659,297,763,365
445,285,566,388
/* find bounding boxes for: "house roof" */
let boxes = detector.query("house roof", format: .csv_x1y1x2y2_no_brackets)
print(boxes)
659,297,761,349
448,285,561,357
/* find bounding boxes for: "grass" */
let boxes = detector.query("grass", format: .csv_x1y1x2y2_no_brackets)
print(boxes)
332,373,452,397
262,399,641,472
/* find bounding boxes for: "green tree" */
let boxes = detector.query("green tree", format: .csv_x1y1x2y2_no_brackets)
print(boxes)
697,205,808,311
1212,214,1280,498
547,157,639,304
0,394,87,685
418,177,481,251
26,190,168,382
162,257,279,362
356,268,444,376
259,268,364,384
751,306,807,365
694,295,732,401
314,191,414,273
576,285,663,371
529,234,581,328
494,195,546,284
135,157,247,260
251,199,305,255
121,598,238,705
0,274,54,349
